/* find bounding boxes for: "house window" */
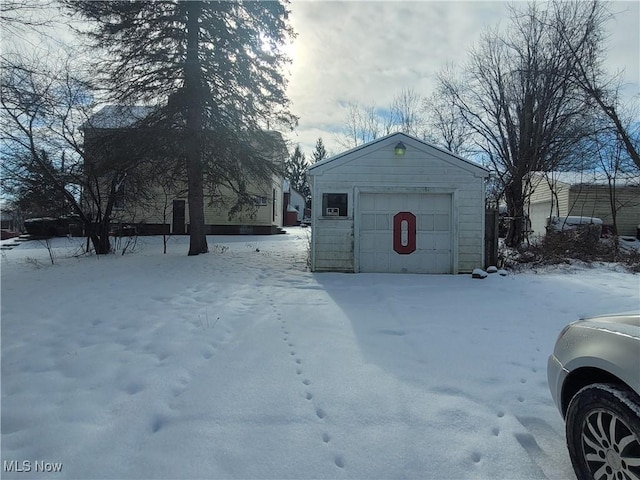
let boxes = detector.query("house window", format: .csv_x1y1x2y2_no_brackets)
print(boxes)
322,193,348,217
254,196,268,206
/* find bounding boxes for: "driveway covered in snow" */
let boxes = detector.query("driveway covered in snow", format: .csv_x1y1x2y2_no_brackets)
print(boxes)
2,229,638,479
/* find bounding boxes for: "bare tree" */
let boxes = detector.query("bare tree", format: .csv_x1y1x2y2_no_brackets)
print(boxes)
422,82,475,156
550,0,640,171
0,53,161,254
336,89,427,149
440,1,600,246
0,0,55,40
336,101,383,149
583,113,639,237
388,88,425,138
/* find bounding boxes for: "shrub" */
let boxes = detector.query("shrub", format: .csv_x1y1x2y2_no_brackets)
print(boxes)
499,225,640,273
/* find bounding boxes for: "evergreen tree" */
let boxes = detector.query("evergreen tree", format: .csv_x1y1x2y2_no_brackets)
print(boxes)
312,137,328,163
65,1,297,255
285,145,310,199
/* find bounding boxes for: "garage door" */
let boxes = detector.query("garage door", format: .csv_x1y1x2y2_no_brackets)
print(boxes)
359,193,452,273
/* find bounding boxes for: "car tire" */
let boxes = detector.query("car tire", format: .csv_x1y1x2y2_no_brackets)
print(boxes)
565,383,640,480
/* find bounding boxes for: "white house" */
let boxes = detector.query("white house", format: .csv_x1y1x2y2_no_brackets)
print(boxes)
282,179,306,225
307,132,489,273
527,172,640,238
85,105,286,235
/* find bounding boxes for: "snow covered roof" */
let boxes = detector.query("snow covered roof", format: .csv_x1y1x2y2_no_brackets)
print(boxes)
85,105,157,129
531,171,639,188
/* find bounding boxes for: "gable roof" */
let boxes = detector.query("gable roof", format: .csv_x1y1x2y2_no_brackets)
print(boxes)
84,105,157,129
84,106,288,160
307,132,489,177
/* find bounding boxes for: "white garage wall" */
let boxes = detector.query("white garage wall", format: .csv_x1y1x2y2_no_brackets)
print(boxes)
309,134,487,273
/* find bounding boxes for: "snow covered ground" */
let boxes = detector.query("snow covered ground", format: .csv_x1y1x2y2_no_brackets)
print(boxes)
1,228,638,479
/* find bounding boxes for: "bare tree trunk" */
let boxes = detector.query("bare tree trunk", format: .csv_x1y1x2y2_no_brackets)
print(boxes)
505,179,526,247
185,1,208,256
95,223,111,254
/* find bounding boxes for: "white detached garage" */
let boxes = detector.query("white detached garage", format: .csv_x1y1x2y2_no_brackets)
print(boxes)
307,133,489,274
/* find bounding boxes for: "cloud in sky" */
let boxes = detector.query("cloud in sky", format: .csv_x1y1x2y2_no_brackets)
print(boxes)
4,0,637,160
284,1,640,157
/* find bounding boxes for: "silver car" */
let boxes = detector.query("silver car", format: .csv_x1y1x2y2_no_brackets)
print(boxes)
548,312,640,480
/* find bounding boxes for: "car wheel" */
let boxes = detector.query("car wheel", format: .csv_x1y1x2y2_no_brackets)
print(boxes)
566,383,640,480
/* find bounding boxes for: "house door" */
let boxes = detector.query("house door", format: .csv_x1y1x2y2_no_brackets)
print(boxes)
172,200,186,234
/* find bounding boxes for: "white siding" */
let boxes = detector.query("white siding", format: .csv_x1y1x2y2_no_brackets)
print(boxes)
310,134,487,273
528,174,571,237
109,177,282,229
528,175,571,213
569,186,640,236
312,220,354,272
528,173,640,237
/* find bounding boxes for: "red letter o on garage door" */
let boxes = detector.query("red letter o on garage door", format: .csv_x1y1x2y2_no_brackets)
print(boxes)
393,212,416,254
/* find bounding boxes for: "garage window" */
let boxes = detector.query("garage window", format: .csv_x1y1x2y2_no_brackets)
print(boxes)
322,193,348,217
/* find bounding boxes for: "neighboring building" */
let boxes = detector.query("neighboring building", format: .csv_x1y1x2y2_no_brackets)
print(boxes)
282,179,305,225
0,205,18,231
527,172,640,237
84,105,286,235
307,132,489,273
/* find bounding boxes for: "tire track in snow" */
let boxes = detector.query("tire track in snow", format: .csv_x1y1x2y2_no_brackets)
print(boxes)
507,326,574,480
265,292,346,471
515,415,574,480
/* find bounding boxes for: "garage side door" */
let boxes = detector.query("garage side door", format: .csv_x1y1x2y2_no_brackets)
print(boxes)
359,193,452,273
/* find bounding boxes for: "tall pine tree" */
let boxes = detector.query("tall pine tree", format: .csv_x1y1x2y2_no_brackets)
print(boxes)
65,1,297,255
312,137,328,163
285,145,310,199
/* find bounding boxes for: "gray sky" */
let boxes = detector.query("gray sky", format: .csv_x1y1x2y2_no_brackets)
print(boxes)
284,1,640,156
4,0,639,159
